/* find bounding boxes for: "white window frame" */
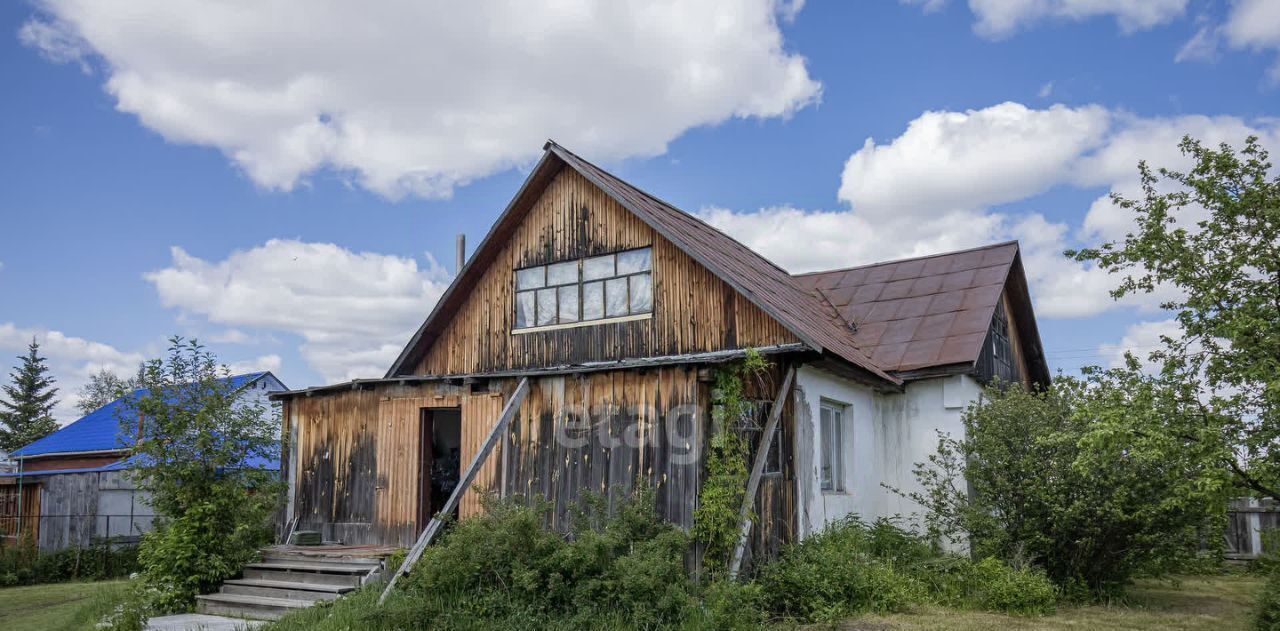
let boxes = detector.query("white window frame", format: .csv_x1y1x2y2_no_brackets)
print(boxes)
819,400,846,492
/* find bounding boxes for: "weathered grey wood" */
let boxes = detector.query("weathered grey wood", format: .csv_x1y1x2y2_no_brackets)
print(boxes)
728,366,794,579
379,378,529,604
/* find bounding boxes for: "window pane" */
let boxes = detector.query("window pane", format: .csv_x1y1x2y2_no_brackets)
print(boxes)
819,407,833,490
832,408,843,491
617,247,652,274
536,288,557,326
582,281,604,321
629,272,652,313
515,291,535,329
546,261,577,286
516,266,544,290
557,286,579,323
764,423,783,475
605,277,629,318
583,255,614,281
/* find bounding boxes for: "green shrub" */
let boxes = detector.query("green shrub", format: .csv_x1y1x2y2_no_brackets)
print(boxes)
387,490,754,629
1257,570,1280,631
757,517,922,621
0,539,138,585
956,557,1056,616
757,517,1055,623
905,376,1228,600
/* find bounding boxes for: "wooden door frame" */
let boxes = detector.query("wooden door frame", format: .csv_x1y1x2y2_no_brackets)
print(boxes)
416,406,461,534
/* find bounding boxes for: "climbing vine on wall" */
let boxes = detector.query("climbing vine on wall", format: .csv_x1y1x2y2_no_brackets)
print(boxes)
693,348,770,574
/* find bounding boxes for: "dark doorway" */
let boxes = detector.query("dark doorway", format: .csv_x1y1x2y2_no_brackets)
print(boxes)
418,407,462,533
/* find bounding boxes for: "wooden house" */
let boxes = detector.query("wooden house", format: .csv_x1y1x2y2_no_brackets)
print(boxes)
272,142,1049,565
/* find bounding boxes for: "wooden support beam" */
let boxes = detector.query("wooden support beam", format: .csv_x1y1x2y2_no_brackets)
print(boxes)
379,377,530,604
727,365,795,580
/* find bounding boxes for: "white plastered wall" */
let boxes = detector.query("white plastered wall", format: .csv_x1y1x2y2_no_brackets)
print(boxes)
793,364,980,542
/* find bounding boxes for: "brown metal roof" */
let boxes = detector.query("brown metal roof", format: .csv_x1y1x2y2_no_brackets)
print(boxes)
387,141,899,387
793,242,1019,373
546,142,900,387
386,141,1046,387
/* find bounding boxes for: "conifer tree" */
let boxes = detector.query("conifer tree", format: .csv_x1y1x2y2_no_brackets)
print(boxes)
0,338,60,451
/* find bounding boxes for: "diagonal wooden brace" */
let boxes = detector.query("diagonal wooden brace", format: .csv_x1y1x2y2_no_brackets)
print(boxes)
728,365,795,580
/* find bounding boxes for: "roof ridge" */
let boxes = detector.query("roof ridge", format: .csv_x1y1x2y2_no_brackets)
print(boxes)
793,240,1020,278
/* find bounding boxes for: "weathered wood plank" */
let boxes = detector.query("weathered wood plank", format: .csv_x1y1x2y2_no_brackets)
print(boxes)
380,378,529,604
729,366,795,579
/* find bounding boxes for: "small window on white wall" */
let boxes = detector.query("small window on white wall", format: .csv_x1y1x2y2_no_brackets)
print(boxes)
820,401,846,492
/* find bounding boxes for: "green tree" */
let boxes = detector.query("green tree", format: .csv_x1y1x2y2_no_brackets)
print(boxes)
906,369,1228,599
75,366,140,415
1070,136,1280,500
121,337,283,615
0,338,60,451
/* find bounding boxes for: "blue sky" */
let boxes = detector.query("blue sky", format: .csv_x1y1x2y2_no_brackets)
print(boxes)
1,0,1277,423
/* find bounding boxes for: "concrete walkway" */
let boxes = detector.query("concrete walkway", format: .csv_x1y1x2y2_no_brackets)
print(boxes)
144,613,266,631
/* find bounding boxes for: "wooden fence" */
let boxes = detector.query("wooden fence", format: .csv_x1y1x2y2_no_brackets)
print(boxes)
1225,497,1279,560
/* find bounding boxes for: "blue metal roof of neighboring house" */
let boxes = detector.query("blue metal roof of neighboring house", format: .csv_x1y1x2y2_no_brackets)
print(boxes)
0,452,280,479
10,372,279,458
0,459,130,478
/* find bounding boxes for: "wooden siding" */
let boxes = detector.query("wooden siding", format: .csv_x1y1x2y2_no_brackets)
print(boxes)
416,168,797,376
286,363,798,567
975,292,1031,386
21,455,122,471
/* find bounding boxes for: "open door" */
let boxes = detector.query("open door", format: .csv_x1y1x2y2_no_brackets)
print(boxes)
417,407,461,534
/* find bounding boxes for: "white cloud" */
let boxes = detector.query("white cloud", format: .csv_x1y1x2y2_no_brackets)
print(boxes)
1175,23,1220,63
226,354,283,376
20,0,820,200
1097,318,1180,371
700,102,1278,319
0,323,146,424
1037,81,1054,98
1175,0,1280,83
901,0,1187,39
144,239,452,383
837,102,1111,219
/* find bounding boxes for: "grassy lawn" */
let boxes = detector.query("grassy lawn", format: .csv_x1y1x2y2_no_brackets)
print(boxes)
844,574,1264,630
0,580,127,631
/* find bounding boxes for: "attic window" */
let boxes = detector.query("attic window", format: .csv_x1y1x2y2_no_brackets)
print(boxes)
991,304,1013,377
513,247,653,332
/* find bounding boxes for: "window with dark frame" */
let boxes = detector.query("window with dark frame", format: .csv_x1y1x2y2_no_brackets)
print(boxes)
513,246,653,331
991,305,1012,376
738,400,785,476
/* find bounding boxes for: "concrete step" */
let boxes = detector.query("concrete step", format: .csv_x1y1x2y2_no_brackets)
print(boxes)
245,560,378,574
221,578,352,601
195,593,313,621
242,567,364,587
260,550,385,568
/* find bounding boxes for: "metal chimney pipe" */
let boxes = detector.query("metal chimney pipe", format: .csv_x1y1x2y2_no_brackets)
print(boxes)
455,233,466,277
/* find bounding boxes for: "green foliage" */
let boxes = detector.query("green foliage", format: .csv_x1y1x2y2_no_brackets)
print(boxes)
756,517,1056,623
266,490,764,631
387,490,732,629
120,337,283,615
906,373,1228,600
0,338,60,451
693,348,769,573
1253,530,1280,575
1256,570,1280,630
75,367,140,415
1069,136,1280,501
0,538,138,585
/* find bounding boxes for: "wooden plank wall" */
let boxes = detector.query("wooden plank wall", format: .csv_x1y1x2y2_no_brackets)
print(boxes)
498,366,705,531
287,362,797,565
416,168,797,376
290,381,507,545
